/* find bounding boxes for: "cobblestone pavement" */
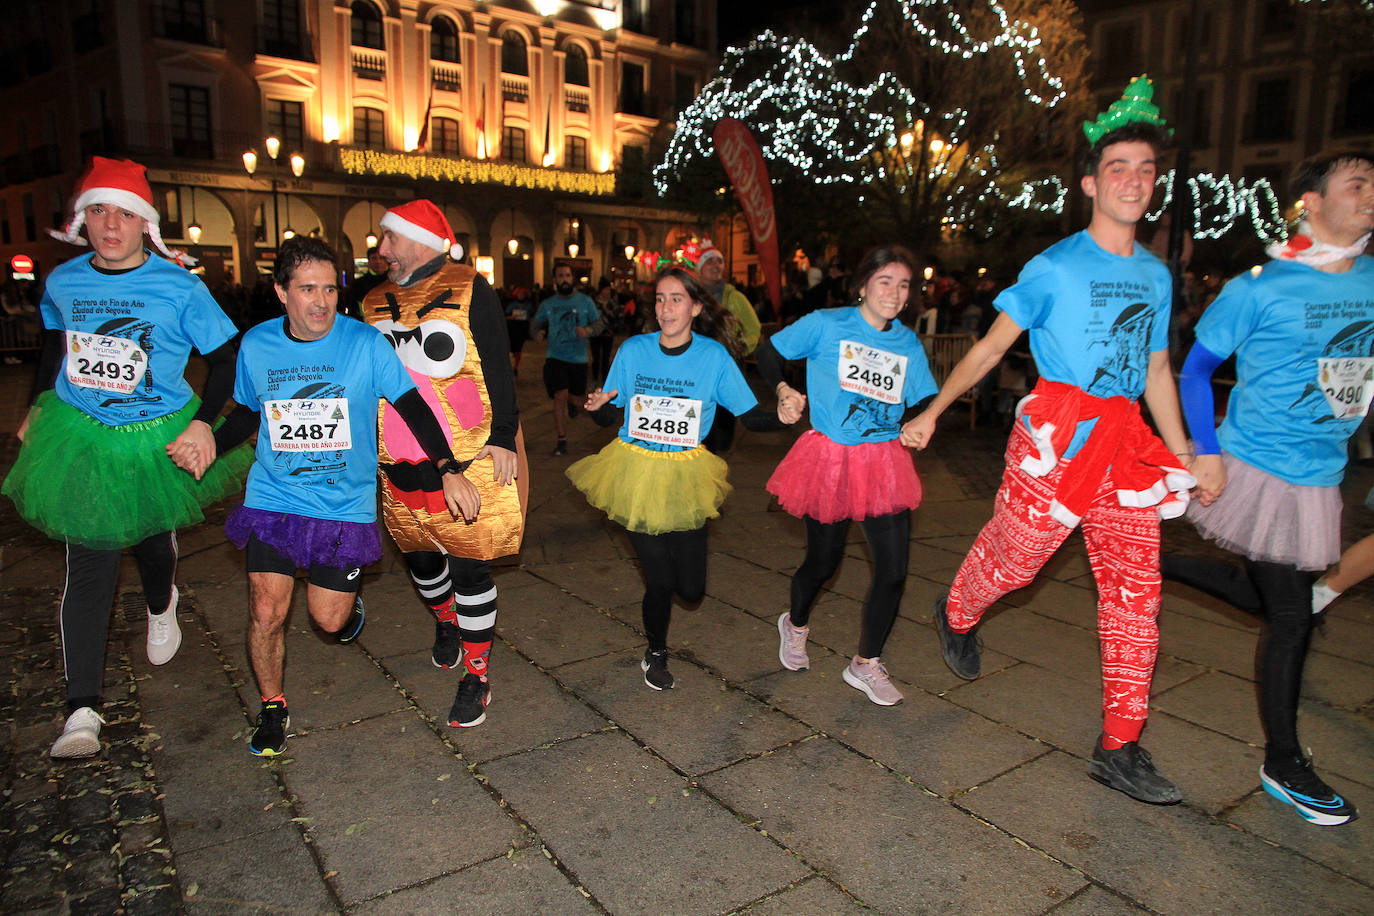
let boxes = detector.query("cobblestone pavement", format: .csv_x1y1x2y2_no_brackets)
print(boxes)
1,355,1372,915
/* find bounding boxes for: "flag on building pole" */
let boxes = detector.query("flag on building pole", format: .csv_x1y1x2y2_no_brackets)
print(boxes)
415,83,435,152
476,84,487,158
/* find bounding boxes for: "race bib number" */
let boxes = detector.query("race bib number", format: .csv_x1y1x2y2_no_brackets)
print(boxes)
65,331,146,393
838,340,906,405
629,394,702,447
1319,356,1374,420
266,398,352,451
508,308,527,321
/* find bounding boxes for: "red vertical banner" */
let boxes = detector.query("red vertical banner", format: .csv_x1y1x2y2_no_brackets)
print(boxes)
712,118,781,313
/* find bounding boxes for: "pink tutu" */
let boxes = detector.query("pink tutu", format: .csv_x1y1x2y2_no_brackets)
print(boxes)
766,430,922,523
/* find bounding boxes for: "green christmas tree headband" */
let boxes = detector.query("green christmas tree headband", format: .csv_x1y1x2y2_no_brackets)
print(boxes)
1082,75,1172,145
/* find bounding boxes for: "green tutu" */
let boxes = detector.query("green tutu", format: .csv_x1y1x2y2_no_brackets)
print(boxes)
566,438,731,535
3,391,252,549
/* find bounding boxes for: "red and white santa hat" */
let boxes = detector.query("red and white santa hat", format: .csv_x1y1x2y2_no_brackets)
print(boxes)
379,199,464,261
49,156,196,265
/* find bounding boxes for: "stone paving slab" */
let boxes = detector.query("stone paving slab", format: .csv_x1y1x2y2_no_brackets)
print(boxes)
557,647,814,776
702,738,1088,914
1226,769,1374,880
732,876,869,914
481,730,810,915
177,822,336,915
384,644,610,765
282,710,523,906
495,580,643,669
961,751,1374,915
746,665,1047,798
351,852,600,915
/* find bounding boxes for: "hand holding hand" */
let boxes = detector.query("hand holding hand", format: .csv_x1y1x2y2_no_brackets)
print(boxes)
584,388,616,412
1190,453,1226,507
900,412,937,450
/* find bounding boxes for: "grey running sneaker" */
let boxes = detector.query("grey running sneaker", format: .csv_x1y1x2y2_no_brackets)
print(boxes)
641,649,674,690
777,613,810,670
934,595,980,680
50,707,104,759
842,656,903,706
146,585,181,666
1089,737,1182,805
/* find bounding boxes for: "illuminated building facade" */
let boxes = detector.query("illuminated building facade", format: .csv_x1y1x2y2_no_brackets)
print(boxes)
0,0,718,291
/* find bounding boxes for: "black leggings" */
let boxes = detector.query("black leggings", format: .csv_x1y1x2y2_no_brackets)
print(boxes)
789,512,909,659
62,531,177,710
626,527,708,652
1162,554,1313,763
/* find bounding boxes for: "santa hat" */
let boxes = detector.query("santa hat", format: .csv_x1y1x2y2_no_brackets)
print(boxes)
379,199,464,261
697,243,724,265
49,157,196,266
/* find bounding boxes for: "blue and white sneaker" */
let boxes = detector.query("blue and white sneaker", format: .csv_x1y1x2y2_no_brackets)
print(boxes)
336,595,366,644
1260,758,1358,826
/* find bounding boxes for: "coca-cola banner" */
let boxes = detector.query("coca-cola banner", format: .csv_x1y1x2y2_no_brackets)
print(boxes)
712,118,781,313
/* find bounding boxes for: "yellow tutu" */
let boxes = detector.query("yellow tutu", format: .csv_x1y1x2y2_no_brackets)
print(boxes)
566,438,731,534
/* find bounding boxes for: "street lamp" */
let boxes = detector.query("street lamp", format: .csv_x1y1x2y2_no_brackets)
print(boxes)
186,187,202,244
242,136,304,250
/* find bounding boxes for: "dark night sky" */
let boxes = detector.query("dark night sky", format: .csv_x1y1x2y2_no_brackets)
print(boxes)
717,0,850,49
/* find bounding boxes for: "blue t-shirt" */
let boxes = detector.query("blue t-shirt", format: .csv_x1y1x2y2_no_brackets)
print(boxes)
39,252,237,425
604,333,757,453
771,307,937,446
995,230,1171,455
532,293,599,363
1195,256,1374,486
234,316,415,521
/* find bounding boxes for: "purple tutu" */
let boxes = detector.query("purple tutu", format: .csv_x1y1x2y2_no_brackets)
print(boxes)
226,506,382,570
766,429,922,524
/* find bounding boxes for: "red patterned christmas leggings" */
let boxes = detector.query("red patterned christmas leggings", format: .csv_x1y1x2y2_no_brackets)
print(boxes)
947,423,1162,743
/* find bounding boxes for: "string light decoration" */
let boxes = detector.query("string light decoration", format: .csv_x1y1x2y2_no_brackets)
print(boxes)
654,0,1083,242
340,148,615,196
1146,171,1290,244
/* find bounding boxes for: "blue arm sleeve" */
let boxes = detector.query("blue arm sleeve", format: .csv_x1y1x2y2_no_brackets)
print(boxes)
1178,343,1225,455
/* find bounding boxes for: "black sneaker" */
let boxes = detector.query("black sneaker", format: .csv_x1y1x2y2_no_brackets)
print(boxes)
249,701,289,757
1089,737,1182,805
641,649,674,690
550,440,568,457
934,596,981,680
432,619,464,669
1260,756,1358,826
336,595,366,644
447,672,490,727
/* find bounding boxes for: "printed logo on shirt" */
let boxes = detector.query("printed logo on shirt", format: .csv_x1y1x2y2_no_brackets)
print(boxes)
1084,301,1154,396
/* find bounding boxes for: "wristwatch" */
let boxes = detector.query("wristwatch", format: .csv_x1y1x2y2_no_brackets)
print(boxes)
436,457,468,476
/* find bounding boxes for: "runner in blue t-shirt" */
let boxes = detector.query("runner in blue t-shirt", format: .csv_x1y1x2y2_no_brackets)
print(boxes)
530,263,602,455
754,245,938,707
2,157,245,760
1166,150,1374,827
197,237,478,757
567,266,791,690
905,85,1194,805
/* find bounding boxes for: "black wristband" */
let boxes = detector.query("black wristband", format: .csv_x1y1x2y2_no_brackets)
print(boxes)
436,457,471,476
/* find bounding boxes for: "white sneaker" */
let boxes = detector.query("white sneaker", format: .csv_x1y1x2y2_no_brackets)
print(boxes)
50,707,104,758
147,585,182,666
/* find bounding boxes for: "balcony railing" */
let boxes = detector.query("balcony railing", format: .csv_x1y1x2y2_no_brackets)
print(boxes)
433,63,461,93
566,88,590,113
353,49,385,81
502,75,530,103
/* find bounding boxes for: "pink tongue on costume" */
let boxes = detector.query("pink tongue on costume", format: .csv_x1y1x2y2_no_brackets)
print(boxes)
382,368,485,459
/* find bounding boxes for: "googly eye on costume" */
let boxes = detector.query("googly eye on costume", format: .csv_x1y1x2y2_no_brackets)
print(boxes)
374,319,468,378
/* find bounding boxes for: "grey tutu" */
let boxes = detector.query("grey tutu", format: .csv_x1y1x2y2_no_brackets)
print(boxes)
1185,452,1341,571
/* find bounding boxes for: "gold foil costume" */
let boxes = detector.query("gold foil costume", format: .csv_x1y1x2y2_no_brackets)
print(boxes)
366,262,527,559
